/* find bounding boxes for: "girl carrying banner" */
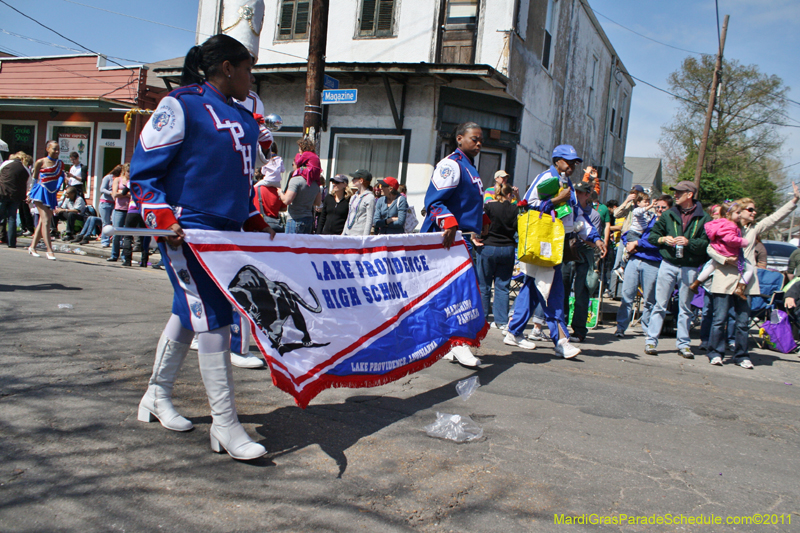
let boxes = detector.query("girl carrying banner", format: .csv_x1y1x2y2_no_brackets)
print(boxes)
130,34,275,461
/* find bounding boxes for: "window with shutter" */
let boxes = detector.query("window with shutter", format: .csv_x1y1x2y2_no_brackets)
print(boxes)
358,0,395,38
277,0,310,40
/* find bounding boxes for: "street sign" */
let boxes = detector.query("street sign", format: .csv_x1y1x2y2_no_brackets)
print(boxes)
322,89,358,105
323,74,339,90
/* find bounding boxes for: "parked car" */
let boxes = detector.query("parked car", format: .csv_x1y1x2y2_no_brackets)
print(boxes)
762,240,796,272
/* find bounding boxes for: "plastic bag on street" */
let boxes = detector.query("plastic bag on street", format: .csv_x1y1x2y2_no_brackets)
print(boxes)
456,376,480,401
425,412,483,442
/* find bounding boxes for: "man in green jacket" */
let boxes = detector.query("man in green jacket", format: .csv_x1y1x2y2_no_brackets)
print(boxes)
645,181,711,358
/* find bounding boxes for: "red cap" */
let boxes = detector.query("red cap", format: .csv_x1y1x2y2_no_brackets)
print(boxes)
379,177,399,191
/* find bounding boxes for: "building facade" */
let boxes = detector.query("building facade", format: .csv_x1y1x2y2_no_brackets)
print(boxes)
0,54,165,205
161,0,634,211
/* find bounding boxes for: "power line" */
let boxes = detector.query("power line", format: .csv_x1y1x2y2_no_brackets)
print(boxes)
0,27,146,63
630,74,800,129
59,0,309,62
0,0,135,72
592,8,709,56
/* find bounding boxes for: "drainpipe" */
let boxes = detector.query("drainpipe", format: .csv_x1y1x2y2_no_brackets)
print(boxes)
558,0,578,144
599,54,616,199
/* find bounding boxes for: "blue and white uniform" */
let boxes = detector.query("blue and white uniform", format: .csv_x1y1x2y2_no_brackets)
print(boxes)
129,82,267,332
523,166,601,242
421,148,487,235
508,166,600,345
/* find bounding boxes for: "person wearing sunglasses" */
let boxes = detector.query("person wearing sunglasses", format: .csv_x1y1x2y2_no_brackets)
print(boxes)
646,181,712,359
703,183,800,369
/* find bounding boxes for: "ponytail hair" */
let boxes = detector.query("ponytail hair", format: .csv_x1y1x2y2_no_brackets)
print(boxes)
180,34,252,87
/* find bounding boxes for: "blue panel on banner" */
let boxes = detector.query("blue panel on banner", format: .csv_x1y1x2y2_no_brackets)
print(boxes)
323,75,339,90
327,270,484,376
322,89,357,105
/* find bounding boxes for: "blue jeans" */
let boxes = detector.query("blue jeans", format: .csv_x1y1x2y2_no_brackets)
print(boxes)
700,291,736,346
0,197,20,248
508,265,567,345
616,257,659,334
98,202,113,245
475,244,515,326
608,236,626,296
707,293,751,361
562,246,594,338
285,216,313,234
77,216,102,237
646,261,697,349
111,209,127,259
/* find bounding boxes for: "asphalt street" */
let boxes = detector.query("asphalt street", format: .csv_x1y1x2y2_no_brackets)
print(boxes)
1,245,799,532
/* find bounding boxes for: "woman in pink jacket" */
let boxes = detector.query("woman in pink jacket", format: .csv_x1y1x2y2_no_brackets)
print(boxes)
689,202,753,299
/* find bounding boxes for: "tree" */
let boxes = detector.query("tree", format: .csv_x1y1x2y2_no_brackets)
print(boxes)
659,56,788,213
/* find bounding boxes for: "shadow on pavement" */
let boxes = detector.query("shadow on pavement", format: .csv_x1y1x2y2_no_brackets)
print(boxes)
244,360,511,478
0,283,83,292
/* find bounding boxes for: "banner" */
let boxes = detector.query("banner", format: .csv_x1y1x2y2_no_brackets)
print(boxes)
185,230,487,408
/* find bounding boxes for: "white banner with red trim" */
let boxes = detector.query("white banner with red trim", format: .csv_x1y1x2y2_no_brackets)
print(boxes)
185,230,487,408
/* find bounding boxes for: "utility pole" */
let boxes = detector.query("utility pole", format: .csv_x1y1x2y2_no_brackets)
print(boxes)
303,0,330,152
694,14,729,193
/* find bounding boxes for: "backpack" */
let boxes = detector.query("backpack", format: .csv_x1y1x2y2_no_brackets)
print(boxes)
404,205,419,233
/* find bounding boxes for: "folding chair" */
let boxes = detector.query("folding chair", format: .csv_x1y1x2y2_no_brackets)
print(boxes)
750,268,785,331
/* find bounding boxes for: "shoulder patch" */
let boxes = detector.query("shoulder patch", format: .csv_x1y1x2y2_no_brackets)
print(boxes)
431,158,461,191
140,96,185,151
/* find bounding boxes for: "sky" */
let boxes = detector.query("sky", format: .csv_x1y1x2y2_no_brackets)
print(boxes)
1,0,798,185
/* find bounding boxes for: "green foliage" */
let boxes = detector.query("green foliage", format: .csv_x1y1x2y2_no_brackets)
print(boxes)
675,151,778,214
659,56,787,213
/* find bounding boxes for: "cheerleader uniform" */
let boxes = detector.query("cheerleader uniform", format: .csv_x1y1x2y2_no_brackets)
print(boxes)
129,82,267,332
28,157,64,209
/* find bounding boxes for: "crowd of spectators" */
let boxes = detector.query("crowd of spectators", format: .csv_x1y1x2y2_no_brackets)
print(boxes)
6,136,799,371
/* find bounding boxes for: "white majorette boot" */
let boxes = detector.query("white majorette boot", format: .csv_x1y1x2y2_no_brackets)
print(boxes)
138,333,194,432
198,350,267,460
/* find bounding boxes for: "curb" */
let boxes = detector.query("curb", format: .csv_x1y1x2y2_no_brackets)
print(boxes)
16,237,157,264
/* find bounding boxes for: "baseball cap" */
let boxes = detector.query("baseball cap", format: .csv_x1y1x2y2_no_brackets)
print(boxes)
494,170,510,180
574,181,593,194
669,181,698,195
632,184,644,193
552,144,583,163
378,177,399,191
350,169,373,182
330,174,349,184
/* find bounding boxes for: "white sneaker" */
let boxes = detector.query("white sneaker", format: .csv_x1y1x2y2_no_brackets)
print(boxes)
503,332,536,350
710,356,723,366
449,345,482,367
555,338,581,359
230,351,266,369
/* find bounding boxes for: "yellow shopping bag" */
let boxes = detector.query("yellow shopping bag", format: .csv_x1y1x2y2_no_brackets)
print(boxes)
517,209,565,267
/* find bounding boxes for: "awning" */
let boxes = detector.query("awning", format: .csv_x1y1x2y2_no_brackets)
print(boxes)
0,97,135,113
153,62,511,98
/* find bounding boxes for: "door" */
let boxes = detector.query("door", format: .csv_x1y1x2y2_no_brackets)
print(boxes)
475,148,506,190
93,123,127,205
437,0,479,64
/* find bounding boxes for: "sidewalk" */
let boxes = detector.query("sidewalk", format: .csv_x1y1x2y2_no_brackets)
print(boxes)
17,235,158,265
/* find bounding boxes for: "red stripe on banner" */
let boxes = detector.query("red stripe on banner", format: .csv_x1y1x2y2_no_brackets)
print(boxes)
186,239,485,409
189,240,461,256
283,321,489,409
295,257,474,385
